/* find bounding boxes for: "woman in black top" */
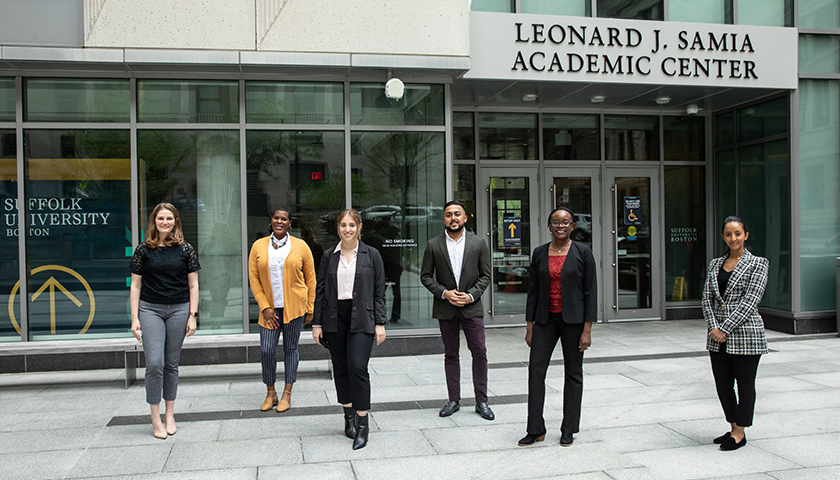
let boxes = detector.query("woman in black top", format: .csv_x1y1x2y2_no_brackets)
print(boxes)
312,209,387,450
130,203,200,439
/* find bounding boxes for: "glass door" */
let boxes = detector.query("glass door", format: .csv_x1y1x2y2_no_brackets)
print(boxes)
545,167,602,322
479,167,539,324
605,168,662,321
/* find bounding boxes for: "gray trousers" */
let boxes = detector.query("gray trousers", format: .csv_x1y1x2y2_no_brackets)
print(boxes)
139,300,190,404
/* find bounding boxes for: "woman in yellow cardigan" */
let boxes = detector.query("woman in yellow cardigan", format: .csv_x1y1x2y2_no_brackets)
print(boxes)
248,207,316,412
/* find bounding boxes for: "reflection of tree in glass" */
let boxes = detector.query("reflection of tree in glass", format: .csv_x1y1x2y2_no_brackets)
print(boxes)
137,131,192,205
56,130,130,204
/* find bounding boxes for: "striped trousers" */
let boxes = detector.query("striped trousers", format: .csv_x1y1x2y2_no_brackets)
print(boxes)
259,308,304,385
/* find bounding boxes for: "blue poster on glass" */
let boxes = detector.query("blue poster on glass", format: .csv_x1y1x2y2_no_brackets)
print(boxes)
624,196,642,226
503,217,521,246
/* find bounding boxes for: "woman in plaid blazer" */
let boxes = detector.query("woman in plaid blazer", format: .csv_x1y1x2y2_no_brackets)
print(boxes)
702,216,769,451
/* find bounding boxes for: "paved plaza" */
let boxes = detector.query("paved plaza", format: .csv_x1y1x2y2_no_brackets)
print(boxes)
1,319,839,479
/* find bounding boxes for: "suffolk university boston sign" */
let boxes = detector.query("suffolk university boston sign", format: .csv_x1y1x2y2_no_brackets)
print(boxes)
466,12,797,89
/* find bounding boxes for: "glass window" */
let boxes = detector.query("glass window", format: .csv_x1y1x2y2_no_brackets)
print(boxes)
471,0,514,13
245,82,343,124
799,0,840,30
25,79,129,123
521,0,590,16
799,35,840,75
738,139,789,310
245,130,345,332
715,150,737,233
669,0,731,24
738,96,787,142
351,132,445,328
664,116,705,161
737,0,792,27
454,164,477,233
543,114,599,160
715,112,735,147
350,83,444,126
0,130,18,341
598,0,663,20
478,113,537,160
23,130,130,339
138,130,242,333
0,78,14,122
664,166,706,302
138,81,238,123
604,115,659,161
453,112,475,160
798,79,840,311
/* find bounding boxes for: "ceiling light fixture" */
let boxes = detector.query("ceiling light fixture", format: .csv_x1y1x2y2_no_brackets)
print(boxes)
522,94,538,102
590,95,606,104
655,96,671,105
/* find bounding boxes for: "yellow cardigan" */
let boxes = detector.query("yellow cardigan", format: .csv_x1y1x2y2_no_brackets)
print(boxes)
248,235,316,327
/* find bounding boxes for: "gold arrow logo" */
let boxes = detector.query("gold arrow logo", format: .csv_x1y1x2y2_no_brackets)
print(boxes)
507,222,517,237
31,276,83,334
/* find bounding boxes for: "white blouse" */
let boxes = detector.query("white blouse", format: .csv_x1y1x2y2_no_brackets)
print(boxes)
267,234,290,308
335,243,358,300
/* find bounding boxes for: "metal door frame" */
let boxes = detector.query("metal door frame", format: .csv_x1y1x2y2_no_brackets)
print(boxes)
603,167,664,322
478,167,540,325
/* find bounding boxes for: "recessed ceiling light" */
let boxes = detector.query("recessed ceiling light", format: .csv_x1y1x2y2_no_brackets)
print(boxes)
522,94,538,102
655,96,671,105
590,95,606,103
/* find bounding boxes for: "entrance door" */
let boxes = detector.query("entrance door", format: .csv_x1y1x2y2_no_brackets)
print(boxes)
479,167,539,324
605,169,662,321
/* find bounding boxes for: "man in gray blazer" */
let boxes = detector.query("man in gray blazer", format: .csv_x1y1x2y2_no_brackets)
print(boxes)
421,200,494,420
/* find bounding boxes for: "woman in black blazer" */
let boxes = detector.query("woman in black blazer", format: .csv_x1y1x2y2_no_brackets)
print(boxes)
312,208,387,450
519,207,597,448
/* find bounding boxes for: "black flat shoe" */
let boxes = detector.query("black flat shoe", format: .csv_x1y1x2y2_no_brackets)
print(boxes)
720,435,746,451
475,402,495,421
560,431,574,447
439,401,460,417
518,432,546,446
713,432,731,444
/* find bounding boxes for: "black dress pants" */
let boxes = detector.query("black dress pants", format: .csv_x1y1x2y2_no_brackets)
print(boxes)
709,346,761,427
527,313,585,435
324,300,375,411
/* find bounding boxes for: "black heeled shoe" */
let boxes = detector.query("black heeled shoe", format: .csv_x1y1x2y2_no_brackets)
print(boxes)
720,435,746,451
560,431,574,446
353,414,369,450
343,407,357,439
518,432,546,446
713,432,731,444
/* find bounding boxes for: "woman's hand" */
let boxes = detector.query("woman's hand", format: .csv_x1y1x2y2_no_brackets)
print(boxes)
525,321,533,347
578,330,591,352
312,326,323,345
262,308,278,329
375,324,386,345
709,327,727,343
131,318,142,341
186,315,197,337
304,312,314,325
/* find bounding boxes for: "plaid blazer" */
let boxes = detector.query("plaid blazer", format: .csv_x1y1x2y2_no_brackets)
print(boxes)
702,249,769,355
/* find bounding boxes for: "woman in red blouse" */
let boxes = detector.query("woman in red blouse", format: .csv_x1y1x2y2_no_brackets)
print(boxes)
520,207,597,447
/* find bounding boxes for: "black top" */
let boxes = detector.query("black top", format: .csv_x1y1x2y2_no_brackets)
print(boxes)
717,267,733,298
130,242,201,304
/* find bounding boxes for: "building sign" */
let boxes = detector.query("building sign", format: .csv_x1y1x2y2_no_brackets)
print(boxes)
503,217,521,246
670,227,698,242
466,12,798,89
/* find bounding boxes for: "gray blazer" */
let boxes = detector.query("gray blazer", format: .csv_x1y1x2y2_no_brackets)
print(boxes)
312,240,387,335
702,249,769,355
420,230,492,320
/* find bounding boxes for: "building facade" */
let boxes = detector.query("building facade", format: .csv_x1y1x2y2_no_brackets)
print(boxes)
0,0,837,346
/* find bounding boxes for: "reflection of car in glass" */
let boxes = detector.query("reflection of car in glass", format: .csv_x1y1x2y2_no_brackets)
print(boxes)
404,206,443,225
176,197,206,212
571,213,592,241
360,205,401,222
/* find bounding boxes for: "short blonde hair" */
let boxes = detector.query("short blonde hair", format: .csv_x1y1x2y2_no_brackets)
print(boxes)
145,202,185,248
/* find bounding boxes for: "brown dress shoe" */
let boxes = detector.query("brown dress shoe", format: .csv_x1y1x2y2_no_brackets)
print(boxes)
260,394,278,411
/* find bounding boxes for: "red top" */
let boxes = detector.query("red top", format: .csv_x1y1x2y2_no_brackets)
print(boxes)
548,255,566,313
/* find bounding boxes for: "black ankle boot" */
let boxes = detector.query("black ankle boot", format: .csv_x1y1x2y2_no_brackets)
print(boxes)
352,414,369,450
343,407,356,439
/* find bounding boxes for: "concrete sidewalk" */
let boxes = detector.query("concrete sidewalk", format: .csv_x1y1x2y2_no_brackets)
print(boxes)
1,320,838,479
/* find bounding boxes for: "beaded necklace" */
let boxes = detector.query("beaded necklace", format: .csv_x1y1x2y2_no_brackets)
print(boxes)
271,234,289,249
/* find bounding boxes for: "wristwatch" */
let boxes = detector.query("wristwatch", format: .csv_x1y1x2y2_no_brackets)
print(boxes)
190,311,199,319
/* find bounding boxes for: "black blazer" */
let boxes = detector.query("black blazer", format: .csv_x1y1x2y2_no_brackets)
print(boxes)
312,240,387,334
420,230,492,320
526,241,597,325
